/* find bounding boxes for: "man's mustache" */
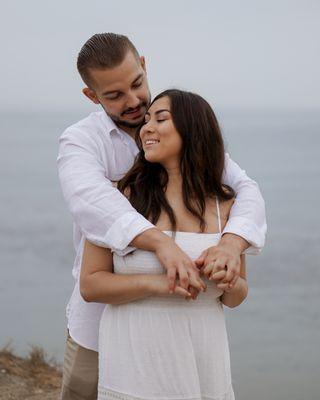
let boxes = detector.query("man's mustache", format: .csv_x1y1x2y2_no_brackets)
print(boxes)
122,102,147,116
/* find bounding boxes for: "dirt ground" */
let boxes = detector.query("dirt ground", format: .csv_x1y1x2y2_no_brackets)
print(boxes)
0,346,61,399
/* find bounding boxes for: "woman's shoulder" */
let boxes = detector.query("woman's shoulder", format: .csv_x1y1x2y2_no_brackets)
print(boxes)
218,197,235,226
220,196,235,211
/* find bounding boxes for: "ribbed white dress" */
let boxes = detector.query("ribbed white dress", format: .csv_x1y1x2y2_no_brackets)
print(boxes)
98,207,235,400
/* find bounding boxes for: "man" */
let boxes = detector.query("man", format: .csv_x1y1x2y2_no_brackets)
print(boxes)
58,33,266,399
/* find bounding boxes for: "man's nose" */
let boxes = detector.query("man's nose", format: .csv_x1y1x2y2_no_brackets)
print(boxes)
126,91,140,109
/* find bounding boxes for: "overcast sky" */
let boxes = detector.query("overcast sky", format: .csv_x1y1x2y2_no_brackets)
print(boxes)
1,0,319,113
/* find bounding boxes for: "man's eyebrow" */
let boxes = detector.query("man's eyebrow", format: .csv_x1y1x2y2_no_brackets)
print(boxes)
132,73,143,84
101,74,144,96
101,89,120,96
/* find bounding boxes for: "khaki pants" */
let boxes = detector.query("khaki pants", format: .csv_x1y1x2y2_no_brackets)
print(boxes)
60,333,98,400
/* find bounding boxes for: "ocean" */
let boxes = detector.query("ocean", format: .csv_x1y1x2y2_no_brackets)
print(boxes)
0,109,319,399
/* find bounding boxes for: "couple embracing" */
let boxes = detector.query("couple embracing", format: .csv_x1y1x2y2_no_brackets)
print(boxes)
58,33,266,400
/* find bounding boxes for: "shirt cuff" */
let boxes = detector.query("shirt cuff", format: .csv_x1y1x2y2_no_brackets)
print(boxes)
222,217,267,255
105,211,154,255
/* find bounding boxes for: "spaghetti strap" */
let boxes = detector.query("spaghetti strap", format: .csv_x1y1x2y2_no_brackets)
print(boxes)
215,196,222,234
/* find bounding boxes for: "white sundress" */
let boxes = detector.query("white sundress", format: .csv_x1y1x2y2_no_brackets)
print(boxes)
98,199,235,400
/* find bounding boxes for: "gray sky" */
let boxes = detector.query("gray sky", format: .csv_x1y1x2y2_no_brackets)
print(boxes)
1,0,319,112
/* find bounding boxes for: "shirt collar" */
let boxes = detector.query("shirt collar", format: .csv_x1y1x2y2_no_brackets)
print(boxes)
100,110,124,137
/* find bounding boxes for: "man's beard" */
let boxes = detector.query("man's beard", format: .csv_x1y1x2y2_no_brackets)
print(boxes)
111,111,145,129
102,97,150,129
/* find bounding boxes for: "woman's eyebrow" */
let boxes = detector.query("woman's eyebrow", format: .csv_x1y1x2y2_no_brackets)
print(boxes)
145,109,171,117
155,109,171,115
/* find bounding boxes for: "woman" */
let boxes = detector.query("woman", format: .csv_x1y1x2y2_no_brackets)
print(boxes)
80,89,248,400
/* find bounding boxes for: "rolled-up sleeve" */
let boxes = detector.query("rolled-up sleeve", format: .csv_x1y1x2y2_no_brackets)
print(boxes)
222,153,267,254
57,128,154,253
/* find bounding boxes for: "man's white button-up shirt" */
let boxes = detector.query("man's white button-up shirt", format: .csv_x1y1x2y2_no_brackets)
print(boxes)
57,110,267,351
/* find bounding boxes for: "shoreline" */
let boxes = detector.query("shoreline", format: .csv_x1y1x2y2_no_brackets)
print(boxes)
0,346,61,399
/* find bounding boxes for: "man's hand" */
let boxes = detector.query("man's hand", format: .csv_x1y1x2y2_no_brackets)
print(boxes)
156,238,206,293
195,233,249,289
132,228,206,293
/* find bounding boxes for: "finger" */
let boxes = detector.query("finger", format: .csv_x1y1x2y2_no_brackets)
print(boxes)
185,262,206,291
202,262,215,277
211,258,228,273
203,246,218,263
174,286,192,298
224,270,235,284
198,276,207,291
227,274,239,290
195,249,208,266
217,282,230,291
189,274,206,292
177,265,190,290
167,268,177,293
194,258,204,269
230,274,239,288
225,259,239,282
188,286,199,300
210,270,226,282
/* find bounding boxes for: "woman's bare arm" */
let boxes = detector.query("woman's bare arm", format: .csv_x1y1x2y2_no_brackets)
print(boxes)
80,240,191,305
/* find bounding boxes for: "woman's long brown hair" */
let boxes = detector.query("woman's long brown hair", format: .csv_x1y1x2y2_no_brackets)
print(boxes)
118,89,234,232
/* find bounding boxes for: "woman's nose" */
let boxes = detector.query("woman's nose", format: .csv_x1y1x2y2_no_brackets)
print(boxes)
144,120,155,133
140,121,154,139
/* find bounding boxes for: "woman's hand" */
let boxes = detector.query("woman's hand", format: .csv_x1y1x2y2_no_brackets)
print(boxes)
132,228,206,294
195,233,249,289
209,255,248,308
155,236,206,294
147,274,199,300
207,270,232,292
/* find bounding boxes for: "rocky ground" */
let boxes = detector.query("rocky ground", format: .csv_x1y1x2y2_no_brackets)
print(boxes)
0,346,61,399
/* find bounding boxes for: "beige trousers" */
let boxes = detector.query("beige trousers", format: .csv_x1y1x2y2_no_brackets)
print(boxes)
60,333,98,400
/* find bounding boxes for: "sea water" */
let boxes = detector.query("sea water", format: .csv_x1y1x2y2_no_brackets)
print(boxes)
0,110,319,399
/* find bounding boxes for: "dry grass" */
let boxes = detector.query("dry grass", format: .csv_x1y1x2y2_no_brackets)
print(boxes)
0,343,61,391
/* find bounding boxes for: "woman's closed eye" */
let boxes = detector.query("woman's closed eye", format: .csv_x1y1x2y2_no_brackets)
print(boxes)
142,118,166,125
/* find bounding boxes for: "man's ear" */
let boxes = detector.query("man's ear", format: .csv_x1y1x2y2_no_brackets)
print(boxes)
140,56,146,73
82,87,100,104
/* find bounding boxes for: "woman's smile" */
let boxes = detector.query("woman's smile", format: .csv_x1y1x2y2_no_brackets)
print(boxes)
144,139,160,147
140,96,183,166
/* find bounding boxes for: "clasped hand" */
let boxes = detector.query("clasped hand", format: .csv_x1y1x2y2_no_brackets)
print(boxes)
156,238,241,300
177,245,241,300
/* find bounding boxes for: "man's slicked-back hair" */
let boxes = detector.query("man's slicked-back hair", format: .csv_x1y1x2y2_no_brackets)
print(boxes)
77,33,140,86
